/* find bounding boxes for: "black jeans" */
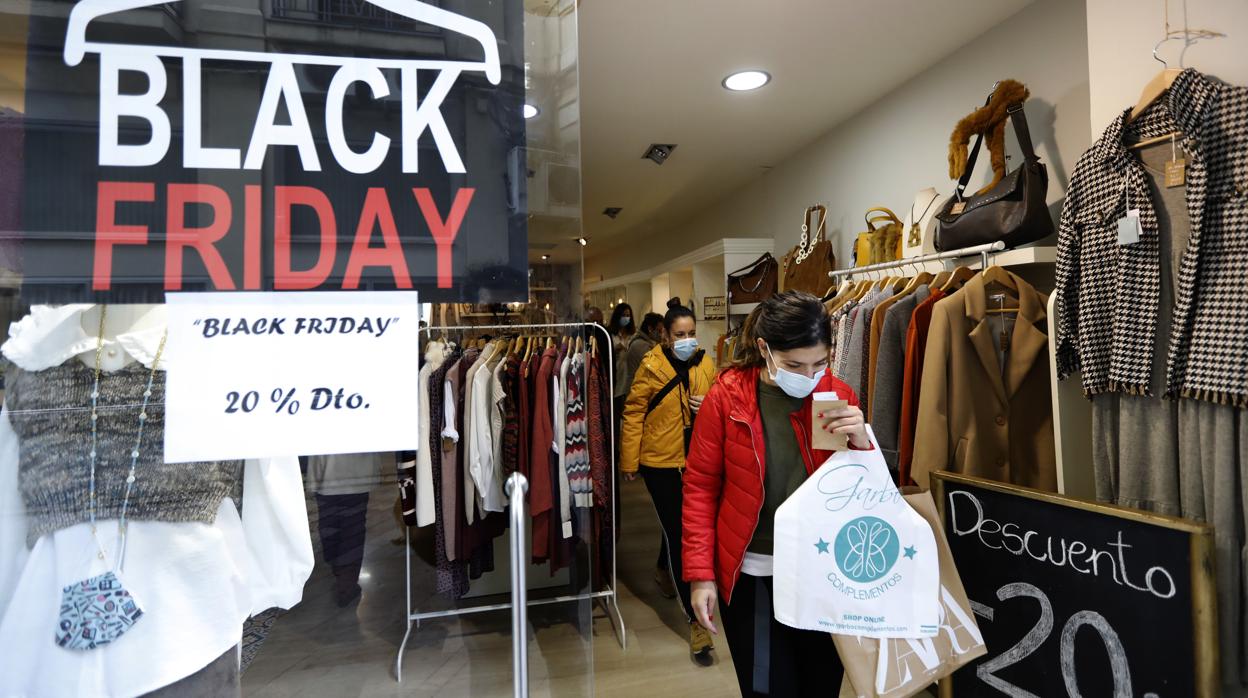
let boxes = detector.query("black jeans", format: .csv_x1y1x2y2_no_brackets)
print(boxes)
721,574,844,697
640,465,694,621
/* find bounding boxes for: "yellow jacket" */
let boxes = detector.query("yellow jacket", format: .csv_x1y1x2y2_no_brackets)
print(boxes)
620,344,717,472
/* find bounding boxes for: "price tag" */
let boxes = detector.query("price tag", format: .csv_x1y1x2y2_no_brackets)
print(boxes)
1117,209,1142,246
1165,158,1186,188
164,292,421,462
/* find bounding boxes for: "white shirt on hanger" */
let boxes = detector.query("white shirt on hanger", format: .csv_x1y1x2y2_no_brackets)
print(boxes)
414,341,445,527
0,304,313,698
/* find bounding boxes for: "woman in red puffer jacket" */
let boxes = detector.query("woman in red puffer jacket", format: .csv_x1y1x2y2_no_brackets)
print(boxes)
683,291,871,697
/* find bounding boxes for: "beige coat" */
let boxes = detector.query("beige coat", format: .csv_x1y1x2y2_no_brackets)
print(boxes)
911,273,1056,492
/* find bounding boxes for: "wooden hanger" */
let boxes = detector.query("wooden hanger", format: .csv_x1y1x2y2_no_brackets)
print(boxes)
941,266,976,292
897,271,935,298
980,265,1020,312
1130,68,1181,123
576,335,584,353
981,264,1017,292
930,270,952,290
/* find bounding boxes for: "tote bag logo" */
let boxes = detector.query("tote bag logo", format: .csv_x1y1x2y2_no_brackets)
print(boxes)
834,516,900,583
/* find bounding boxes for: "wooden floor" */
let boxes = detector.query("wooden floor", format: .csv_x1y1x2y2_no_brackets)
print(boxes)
242,475,743,697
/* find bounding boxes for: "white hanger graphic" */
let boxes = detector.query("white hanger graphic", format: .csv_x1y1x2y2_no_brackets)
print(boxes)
64,0,502,85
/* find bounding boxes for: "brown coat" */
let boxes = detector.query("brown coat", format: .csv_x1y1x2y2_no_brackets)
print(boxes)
911,272,1056,492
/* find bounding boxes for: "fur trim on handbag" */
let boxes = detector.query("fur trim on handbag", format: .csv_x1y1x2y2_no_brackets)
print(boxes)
948,79,1029,194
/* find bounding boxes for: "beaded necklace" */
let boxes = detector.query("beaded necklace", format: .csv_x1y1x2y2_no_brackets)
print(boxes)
57,306,168,651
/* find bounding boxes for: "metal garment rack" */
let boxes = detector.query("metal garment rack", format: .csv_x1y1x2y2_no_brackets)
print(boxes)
395,321,627,683
828,240,1006,280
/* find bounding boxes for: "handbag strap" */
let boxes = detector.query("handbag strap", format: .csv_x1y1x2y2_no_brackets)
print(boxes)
728,252,775,277
804,205,828,243
954,101,1037,201
864,207,902,230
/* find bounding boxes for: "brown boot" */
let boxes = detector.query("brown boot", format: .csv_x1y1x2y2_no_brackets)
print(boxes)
690,622,714,666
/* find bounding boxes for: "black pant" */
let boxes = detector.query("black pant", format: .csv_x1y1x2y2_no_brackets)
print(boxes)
315,492,370,588
721,574,844,697
640,465,694,621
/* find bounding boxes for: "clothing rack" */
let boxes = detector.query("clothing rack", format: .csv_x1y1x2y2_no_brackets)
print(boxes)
395,321,627,683
828,240,1006,280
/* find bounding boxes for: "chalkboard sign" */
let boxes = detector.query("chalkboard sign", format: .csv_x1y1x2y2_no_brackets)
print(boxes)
931,472,1218,698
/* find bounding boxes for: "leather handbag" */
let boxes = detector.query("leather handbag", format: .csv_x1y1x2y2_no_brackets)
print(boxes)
864,207,904,265
933,101,1053,251
853,233,872,267
727,252,778,305
781,205,838,295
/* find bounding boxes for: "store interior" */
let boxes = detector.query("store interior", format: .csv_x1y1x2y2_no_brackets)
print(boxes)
235,0,1248,695
1,0,1247,695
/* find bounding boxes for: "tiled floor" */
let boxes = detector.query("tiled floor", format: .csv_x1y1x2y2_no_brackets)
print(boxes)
242,475,742,696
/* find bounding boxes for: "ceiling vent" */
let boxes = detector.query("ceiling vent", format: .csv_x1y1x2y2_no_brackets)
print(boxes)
603,207,623,219
642,144,676,165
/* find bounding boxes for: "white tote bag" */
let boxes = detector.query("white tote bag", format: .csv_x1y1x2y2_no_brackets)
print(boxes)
773,426,940,638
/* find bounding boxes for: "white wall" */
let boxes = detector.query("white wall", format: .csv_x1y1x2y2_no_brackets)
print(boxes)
1087,0,1248,134
584,0,1091,283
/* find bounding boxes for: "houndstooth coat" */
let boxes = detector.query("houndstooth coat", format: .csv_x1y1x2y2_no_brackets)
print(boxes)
1055,69,1248,408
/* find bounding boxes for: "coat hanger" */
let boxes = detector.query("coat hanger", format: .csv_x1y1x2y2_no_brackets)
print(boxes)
1129,7,1224,128
941,266,976,292
930,269,953,290
980,264,1019,308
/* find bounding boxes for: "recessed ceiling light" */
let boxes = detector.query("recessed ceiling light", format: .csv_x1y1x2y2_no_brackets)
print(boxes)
541,254,550,260
577,237,588,247
523,103,539,119
722,70,770,92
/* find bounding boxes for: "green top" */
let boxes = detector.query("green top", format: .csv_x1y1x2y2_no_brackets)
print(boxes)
748,380,807,556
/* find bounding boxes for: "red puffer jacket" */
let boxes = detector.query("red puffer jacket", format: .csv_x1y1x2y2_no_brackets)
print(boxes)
681,365,863,604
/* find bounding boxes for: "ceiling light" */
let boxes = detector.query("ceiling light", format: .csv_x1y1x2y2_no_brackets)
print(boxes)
722,70,770,92
577,237,588,247
523,103,539,119
541,254,550,261
617,298,624,304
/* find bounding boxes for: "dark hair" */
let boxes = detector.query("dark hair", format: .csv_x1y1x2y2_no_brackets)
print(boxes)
663,304,696,331
666,297,682,309
608,303,634,334
734,291,832,367
639,312,664,335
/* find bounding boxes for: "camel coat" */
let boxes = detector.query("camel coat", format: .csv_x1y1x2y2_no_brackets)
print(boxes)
911,272,1056,492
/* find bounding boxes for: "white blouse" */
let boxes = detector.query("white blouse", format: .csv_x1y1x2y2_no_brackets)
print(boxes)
0,305,313,697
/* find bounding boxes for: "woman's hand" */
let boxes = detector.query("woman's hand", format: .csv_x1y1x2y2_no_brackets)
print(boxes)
689,394,705,414
819,404,871,449
691,580,719,634
623,471,638,482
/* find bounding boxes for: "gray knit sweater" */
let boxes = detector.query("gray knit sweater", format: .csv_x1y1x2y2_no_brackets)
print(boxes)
6,362,243,546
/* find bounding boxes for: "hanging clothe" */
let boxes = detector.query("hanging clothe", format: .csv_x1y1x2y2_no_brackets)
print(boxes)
871,285,931,471
910,272,1055,491
1056,69,1248,685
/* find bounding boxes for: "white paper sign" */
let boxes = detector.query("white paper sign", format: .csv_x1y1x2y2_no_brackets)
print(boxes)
164,292,420,462
772,426,940,639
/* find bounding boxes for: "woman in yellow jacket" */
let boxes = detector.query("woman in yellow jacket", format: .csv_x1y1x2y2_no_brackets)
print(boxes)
620,303,717,664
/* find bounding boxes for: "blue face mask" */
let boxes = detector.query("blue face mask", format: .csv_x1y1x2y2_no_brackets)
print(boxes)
765,345,822,399
672,337,699,361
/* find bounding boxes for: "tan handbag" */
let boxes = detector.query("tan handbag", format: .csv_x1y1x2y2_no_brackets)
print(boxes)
864,207,904,265
781,205,837,295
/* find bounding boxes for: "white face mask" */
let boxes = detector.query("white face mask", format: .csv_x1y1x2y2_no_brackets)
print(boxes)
764,345,822,399
620,316,632,327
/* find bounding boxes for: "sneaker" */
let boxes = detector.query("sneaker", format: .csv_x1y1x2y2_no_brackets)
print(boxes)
654,567,676,599
690,622,714,666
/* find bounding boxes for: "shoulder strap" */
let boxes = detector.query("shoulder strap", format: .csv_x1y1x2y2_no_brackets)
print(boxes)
955,101,1037,200
728,253,775,276
642,350,705,419
644,375,683,418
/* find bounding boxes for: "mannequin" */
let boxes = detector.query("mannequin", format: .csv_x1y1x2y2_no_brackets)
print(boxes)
901,187,943,258
75,304,163,371
0,304,313,697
